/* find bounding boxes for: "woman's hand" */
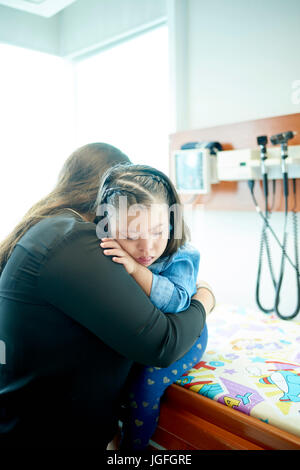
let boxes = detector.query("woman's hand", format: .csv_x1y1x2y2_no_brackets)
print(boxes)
192,280,216,316
100,238,139,275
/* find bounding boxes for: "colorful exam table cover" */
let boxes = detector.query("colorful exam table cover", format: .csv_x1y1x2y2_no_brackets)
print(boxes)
175,304,300,437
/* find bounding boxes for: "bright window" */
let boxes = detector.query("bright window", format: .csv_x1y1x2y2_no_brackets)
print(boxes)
74,25,170,174
0,26,170,241
0,44,74,240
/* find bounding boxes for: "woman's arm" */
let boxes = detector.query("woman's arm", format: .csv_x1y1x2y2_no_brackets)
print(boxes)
37,223,208,368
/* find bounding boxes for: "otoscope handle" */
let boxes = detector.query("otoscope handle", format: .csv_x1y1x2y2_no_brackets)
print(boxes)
262,173,268,199
283,172,289,198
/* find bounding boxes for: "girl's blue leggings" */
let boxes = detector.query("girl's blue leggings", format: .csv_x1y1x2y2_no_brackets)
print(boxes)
121,324,208,450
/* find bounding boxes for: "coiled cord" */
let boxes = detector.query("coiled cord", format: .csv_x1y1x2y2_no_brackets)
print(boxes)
255,185,277,314
274,179,300,320
248,179,300,320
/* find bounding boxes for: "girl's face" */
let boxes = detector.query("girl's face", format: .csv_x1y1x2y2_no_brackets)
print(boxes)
116,204,169,266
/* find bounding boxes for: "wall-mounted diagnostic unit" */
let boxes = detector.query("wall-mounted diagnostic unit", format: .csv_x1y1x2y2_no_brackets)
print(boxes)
171,131,300,320
171,144,220,194
217,145,300,181
171,139,300,188
216,132,300,321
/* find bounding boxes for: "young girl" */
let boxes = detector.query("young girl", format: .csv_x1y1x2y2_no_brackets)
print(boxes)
95,163,214,451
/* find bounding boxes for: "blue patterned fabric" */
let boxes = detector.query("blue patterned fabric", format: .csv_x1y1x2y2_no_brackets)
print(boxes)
121,326,208,450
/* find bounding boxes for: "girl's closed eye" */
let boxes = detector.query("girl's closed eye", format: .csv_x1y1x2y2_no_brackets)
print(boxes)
151,231,163,239
126,232,163,240
118,232,139,241
127,234,140,241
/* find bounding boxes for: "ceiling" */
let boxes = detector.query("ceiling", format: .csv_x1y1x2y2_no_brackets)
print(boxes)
0,0,76,17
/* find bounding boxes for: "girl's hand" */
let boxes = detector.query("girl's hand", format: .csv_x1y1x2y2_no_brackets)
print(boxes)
100,238,139,275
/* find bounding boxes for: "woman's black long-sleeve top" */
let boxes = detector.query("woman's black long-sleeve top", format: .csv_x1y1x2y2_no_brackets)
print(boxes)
0,211,206,449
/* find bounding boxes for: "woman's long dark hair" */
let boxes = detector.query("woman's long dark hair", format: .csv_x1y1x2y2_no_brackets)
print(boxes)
94,163,190,258
0,143,130,274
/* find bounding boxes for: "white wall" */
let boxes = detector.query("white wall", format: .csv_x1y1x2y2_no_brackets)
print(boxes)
186,208,299,318
182,0,300,318
186,0,300,130
59,0,167,57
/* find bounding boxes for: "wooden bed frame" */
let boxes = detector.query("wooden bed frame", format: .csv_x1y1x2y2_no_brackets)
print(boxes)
150,113,300,451
151,384,300,450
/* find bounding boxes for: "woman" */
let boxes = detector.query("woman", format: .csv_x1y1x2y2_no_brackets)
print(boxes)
0,143,214,449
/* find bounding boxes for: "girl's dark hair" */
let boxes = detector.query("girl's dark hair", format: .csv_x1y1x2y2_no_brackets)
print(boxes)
0,143,130,275
94,163,190,258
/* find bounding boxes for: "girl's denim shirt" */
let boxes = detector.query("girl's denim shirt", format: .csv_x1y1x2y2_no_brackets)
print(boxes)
148,243,200,314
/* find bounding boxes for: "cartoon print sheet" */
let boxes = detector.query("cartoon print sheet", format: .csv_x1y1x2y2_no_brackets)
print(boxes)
176,304,300,437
